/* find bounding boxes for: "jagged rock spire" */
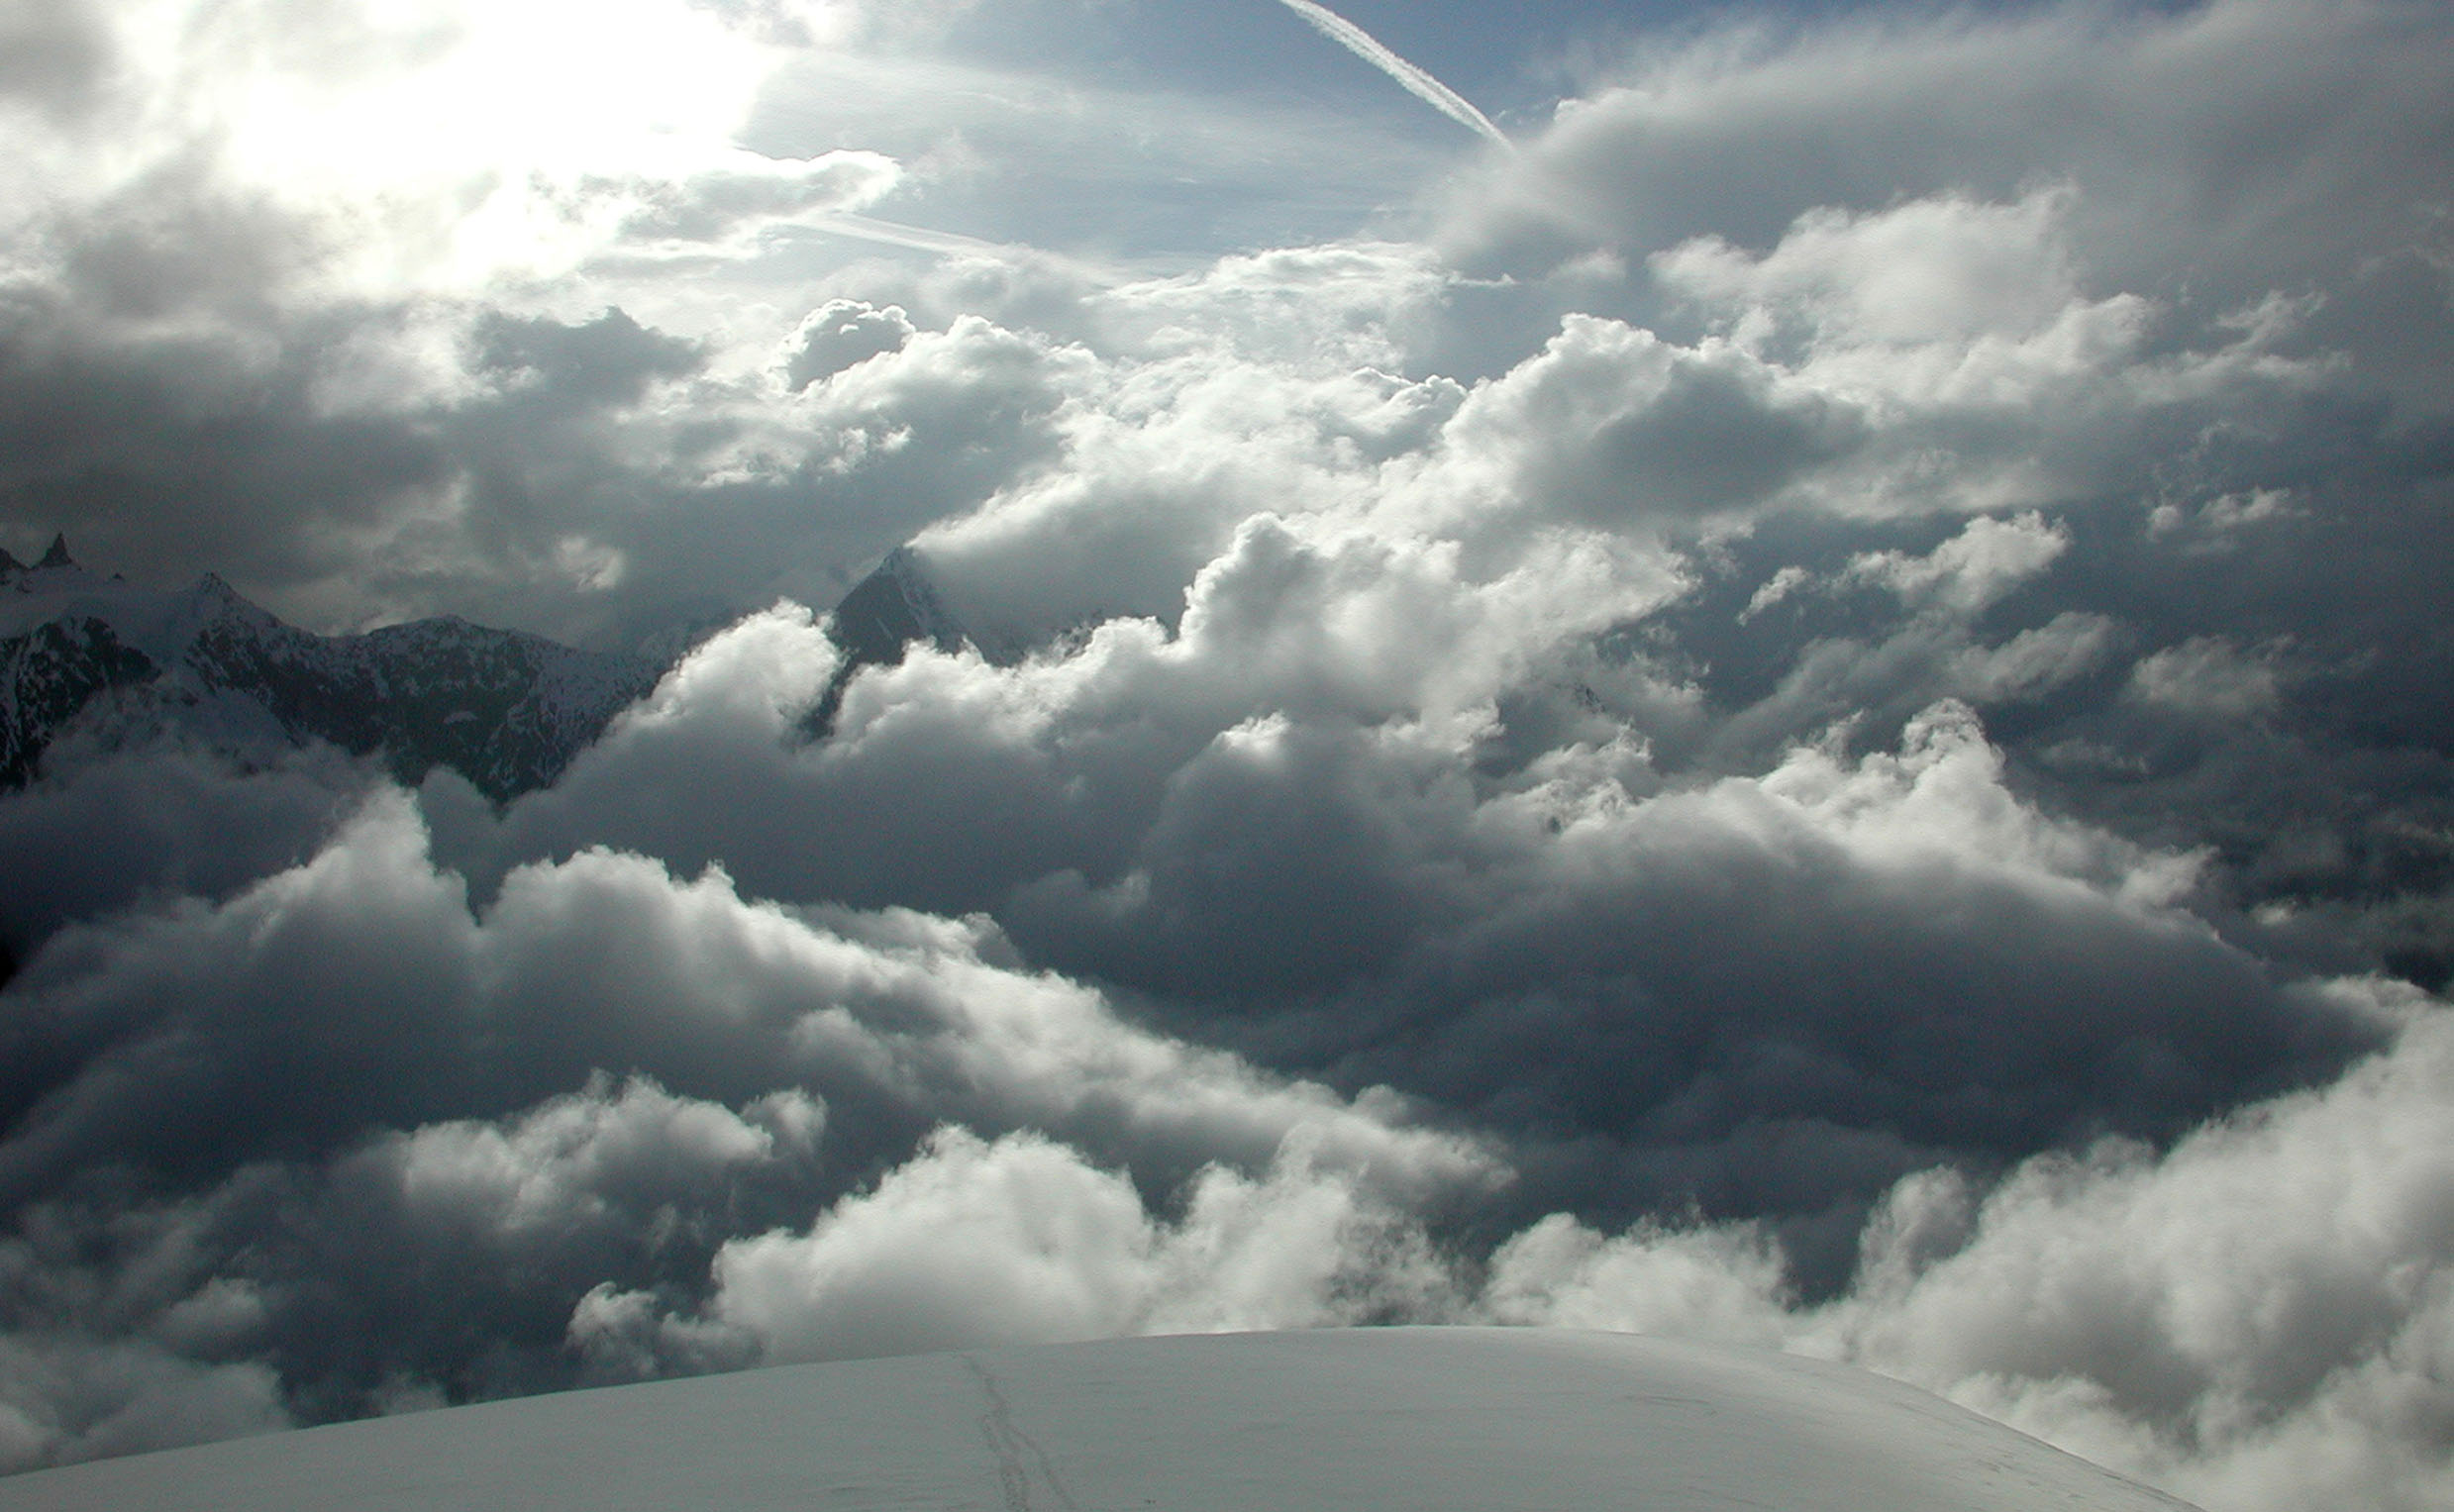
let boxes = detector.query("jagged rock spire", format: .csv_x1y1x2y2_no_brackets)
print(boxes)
36,534,72,569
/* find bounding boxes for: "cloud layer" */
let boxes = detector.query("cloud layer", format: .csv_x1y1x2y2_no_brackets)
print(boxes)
2,2,2451,1510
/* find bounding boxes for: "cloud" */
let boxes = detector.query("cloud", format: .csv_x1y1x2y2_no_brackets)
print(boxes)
779,299,915,389
1846,512,2070,615
1479,978,2454,1512
1427,313,1867,527
586,1125,1452,1374
0,771,1491,1456
1012,698,2378,1269
0,557,2385,1466
0,1334,287,1471
0,0,115,122
0,743,373,957
2127,637,2281,722
1454,0,2454,329
5,775,1484,1198
463,559,2381,1287
2,2,2453,1507
471,308,705,410
585,150,905,250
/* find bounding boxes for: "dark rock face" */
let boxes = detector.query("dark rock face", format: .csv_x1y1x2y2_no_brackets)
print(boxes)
187,604,663,801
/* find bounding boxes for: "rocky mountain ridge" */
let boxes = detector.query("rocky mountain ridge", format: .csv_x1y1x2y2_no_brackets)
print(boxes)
0,540,664,801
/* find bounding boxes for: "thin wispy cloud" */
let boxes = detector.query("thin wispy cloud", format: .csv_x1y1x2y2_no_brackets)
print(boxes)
1269,0,1513,150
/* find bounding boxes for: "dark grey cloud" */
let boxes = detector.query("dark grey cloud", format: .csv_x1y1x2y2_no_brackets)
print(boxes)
0,281,451,590
471,310,704,412
997,698,2382,1280
0,745,372,957
0,0,114,120
0,266,1078,651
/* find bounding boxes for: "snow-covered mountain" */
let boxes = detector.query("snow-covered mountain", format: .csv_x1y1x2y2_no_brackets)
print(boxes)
0,1328,2200,1511
0,536,1004,799
0,540,662,800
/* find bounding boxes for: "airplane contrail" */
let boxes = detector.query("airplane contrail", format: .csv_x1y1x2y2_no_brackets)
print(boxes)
808,212,1019,258
1271,0,1513,151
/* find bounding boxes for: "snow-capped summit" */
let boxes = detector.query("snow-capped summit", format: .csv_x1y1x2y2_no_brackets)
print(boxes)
0,549,662,798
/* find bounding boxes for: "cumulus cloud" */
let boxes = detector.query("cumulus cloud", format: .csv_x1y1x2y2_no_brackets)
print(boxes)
0,771,1490,1455
1423,313,1866,528
582,1125,1453,1374
0,744,373,955
1480,979,2454,1512
0,1335,287,1471
779,299,915,389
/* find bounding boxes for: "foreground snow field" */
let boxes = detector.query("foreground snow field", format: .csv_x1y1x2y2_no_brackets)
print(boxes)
0,1328,2198,1510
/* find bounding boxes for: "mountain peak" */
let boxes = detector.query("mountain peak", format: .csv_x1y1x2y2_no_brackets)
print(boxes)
184,570,273,631
829,547,965,666
36,534,73,570
801,545,971,739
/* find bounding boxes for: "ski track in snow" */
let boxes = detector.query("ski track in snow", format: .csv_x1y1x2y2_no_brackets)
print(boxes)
964,1354,1081,1512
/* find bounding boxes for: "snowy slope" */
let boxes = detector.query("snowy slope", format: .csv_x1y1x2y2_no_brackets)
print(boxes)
0,1328,2199,1511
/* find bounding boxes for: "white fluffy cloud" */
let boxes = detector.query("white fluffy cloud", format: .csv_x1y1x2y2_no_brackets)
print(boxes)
582,1126,1453,1373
